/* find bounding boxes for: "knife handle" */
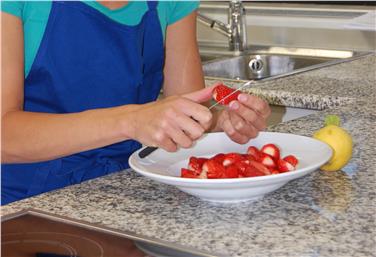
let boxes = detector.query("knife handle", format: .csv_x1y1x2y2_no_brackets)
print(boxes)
138,146,158,158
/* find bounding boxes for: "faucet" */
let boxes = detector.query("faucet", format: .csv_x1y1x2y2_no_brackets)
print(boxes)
197,0,247,52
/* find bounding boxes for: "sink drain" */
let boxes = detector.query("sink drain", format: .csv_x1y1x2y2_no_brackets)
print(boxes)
249,58,264,73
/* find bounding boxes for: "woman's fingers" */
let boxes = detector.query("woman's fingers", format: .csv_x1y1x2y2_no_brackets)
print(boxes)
178,98,213,131
237,93,271,119
229,111,259,139
132,94,214,152
229,100,267,131
220,111,250,144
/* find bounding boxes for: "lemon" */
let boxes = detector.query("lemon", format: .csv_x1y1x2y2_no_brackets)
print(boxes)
313,115,353,171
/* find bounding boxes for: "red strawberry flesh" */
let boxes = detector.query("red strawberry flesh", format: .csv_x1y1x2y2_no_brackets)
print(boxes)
261,144,280,160
277,159,295,173
202,159,226,179
283,155,299,167
212,84,241,105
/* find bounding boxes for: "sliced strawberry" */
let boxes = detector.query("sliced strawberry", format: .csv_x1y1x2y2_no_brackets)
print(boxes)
212,84,241,105
283,155,299,167
202,159,226,179
269,169,280,175
211,153,226,164
235,161,249,174
224,164,240,178
222,153,245,167
181,168,200,178
188,157,208,173
247,146,262,162
248,160,271,175
241,165,265,177
260,144,280,160
260,153,277,169
277,159,295,173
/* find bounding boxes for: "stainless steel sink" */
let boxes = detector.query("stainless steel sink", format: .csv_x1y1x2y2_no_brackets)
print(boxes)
200,46,372,81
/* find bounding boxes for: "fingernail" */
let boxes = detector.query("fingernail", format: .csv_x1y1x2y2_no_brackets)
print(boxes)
238,94,247,102
229,101,239,110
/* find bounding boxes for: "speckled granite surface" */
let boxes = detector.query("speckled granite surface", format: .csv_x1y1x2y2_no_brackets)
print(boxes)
2,54,376,257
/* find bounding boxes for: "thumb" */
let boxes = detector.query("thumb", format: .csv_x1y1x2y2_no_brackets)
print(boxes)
183,85,216,103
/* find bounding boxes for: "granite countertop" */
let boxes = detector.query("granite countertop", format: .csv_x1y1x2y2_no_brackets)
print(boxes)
2,54,376,257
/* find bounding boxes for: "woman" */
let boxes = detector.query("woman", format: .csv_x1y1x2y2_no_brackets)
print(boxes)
1,1,271,205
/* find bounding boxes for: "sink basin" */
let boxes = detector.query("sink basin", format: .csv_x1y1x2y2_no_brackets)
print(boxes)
200,46,371,80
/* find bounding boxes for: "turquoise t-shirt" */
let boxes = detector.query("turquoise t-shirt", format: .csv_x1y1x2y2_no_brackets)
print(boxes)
1,1,199,77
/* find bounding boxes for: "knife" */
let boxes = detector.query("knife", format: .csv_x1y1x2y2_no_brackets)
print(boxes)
138,80,255,158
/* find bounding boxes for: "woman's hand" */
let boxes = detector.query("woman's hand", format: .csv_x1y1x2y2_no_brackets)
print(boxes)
214,93,271,144
126,88,213,152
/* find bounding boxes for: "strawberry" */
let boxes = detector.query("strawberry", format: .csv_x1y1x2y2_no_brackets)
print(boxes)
188,157,208,173
235,161,249,174
202,159,226,179
241,165,265,177
260,153,277,169
211,153,226,164
283,155,299,167
269,169,280,175
247,146,262,162
212,84,241,105
260,144,280,160
222,153,245,167
248,160,271,175
277,159,295,173
181,168,200,178
224,164,240,178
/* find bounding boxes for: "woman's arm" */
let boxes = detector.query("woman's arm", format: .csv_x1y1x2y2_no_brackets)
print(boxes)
163,11,205,97
1,13,137,163
1,12,212,163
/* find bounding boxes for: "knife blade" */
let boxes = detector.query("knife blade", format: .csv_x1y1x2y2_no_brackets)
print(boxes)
208,80,254,110
138,80,254,158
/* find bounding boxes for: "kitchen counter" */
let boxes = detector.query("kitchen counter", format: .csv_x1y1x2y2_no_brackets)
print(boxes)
2,54,375,257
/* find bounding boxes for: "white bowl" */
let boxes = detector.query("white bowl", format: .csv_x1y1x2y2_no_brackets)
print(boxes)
129,132,332,203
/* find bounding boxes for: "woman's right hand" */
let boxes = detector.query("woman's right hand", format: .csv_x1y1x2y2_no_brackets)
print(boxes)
126,87,214,152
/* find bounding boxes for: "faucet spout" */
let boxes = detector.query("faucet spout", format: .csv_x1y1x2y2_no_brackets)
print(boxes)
197,13,231,38
197,0,247,52
228,0,247,51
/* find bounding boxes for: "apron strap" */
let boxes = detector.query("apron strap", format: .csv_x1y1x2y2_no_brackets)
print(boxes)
147,1,158,10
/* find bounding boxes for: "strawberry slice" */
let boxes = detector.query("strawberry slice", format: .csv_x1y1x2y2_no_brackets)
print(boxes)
222,153,245,167
241,165,265,177
188,157,208,173
260,153,277,169
283,155,299,167
224,164,240,178
247,146,262,162
235,160,249,174
269,169,280,175
260,144,280,160
202,159,226,179
277,159,295,173
181,168,200,178
248,160,271,175
212,84,241,105
211,153,226,164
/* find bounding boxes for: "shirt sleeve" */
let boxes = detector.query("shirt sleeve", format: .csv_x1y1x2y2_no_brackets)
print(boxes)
1,1,24,19
167,1,200,25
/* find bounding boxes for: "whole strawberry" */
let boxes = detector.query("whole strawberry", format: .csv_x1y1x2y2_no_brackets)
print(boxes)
212,84,240,105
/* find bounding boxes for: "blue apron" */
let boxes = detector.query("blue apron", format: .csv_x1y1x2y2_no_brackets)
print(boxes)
1,1,164,205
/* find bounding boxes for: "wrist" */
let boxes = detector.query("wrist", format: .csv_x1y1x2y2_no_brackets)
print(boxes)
114,104,141,141
209,108,223,132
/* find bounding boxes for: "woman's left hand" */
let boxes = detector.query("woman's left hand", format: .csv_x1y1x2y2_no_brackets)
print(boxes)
215,93,271,144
